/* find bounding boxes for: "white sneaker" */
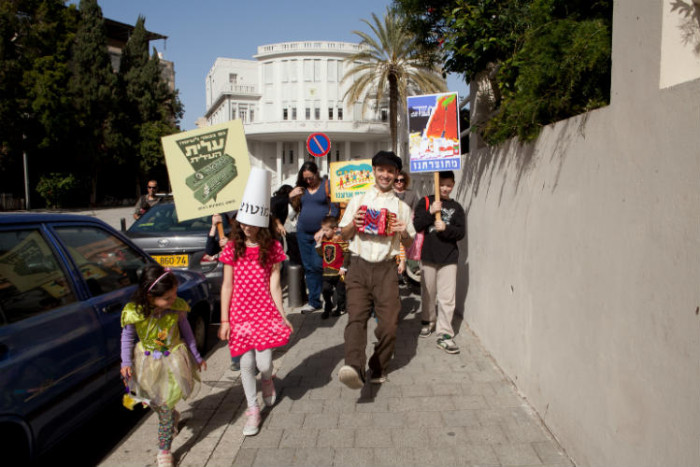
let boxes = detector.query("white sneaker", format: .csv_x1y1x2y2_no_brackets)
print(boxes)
242,406,261,436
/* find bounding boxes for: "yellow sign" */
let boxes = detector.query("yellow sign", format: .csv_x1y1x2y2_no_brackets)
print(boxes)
161,120,251,222
329,159,374,203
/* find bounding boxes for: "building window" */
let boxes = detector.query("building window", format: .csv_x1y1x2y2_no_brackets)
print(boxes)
249,109,254,122
381,109,388,122
231,108,237,120
283,108,288,120
314,106,320,120
329,107,334,120
264,62,273,84
229,73,238,84
304,59,313,81
305,107,311,120
292,107,297,120
281,60,288,82
337,106,343,121
240,107,247,123
314,60,321,82
290,59,297,82
328,60,337,82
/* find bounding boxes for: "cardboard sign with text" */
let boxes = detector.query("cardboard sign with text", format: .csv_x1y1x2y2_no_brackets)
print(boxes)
329,159,374,203
161,120,251,222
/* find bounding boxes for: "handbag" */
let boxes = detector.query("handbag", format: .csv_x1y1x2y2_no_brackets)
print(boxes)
406,196,430,260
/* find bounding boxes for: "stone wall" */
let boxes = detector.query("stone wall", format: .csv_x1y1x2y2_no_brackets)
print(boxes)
454,1,700,465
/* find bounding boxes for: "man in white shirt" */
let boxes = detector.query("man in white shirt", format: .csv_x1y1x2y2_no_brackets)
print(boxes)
337,151,415,388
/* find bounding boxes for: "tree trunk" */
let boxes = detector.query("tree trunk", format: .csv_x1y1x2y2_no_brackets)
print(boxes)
389,73,399,154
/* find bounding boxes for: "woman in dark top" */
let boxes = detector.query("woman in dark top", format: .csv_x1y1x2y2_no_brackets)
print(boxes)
288,161,338,313
270,185,302,265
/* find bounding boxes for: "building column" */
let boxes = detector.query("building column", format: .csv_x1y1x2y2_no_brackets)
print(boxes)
297,140,305,170
276,141,283,184
345,141,351,160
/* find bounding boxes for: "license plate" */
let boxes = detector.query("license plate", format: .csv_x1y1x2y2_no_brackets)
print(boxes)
152,254,189,268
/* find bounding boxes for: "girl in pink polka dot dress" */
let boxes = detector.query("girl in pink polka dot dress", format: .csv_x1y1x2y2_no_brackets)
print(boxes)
218,217,294,436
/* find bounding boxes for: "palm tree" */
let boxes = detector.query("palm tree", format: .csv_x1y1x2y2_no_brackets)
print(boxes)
342,7,447,155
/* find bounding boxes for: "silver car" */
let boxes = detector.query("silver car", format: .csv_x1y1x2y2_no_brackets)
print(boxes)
125,201,230,317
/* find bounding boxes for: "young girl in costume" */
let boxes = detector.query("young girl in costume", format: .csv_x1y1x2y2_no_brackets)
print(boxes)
218,216,293,436
120,264,207,467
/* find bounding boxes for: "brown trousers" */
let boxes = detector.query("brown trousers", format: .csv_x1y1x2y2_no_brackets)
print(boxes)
344,255,400,378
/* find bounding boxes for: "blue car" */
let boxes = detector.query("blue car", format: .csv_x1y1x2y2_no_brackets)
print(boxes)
0,213,212,464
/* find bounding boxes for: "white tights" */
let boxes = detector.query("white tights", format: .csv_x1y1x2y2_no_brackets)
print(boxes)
240,349,273,408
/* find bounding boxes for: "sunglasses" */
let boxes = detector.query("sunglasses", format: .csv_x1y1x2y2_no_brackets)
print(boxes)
394,179,405,183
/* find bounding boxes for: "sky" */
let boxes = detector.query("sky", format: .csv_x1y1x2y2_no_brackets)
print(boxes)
85,0,468,131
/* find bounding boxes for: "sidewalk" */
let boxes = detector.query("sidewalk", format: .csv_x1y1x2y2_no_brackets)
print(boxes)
99,287,574,467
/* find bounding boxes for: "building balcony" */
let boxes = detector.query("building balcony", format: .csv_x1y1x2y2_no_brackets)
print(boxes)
242,119,389,142
254,41,366,58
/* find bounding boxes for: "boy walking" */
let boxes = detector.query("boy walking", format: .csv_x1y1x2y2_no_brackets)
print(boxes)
316,216,350,319
413,171,465,354
337,151,415,388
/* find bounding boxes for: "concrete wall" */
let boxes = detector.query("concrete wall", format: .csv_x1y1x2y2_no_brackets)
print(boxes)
454,1,700,465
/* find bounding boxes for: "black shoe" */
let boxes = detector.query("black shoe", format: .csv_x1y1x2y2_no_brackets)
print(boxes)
332,307,344,317
321,309,330,319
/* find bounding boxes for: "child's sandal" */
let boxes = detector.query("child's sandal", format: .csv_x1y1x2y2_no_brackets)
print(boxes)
157,451,174,467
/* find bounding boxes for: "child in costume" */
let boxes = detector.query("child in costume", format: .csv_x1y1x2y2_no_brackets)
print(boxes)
315,215,350,319
120,264,207,467
218,167,294,437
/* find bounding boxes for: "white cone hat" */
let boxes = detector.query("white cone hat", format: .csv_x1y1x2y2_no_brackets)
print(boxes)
237,167,271,228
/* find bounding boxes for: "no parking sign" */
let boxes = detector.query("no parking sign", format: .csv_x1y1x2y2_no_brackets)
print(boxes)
306,132,331,158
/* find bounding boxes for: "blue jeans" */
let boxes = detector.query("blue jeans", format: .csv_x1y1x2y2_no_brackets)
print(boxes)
297,229,323,308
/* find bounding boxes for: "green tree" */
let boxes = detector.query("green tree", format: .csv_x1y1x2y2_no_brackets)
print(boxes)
69,0,117,205
394,0,612,144
342,6,446,154
117,17,182,194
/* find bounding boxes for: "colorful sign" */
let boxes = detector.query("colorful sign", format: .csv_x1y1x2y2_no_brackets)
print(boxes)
407,92,461,172
161,120,251,222
329,159,374,202
306,132,331,158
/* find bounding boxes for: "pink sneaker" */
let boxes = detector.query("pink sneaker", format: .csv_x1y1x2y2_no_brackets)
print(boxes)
261,377,276,407
242,406,261,436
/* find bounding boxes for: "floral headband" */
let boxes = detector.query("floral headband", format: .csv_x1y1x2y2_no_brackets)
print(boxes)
147,268,172,293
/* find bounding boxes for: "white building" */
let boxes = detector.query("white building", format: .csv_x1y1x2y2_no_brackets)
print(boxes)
203,41,391,186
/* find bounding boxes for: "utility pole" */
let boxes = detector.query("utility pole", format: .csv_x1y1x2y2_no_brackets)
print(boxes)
23,134,30,210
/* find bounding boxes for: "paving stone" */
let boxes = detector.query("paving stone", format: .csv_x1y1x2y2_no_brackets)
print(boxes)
373,446,416,466
333,447,376,466
532,441,574,466
303,412,339,429
355,426,394,447
338,411,372,428
240,429,283,449
316,428,356,448
453,443,500,465
278,427,319,448
492,442,543,466
266,411,305,430
441,409,482,427
251,447,295,466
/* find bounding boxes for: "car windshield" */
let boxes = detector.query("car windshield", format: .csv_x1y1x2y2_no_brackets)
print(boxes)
128,203,229,234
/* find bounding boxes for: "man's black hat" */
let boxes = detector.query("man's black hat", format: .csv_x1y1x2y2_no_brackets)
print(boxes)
371,150,402,171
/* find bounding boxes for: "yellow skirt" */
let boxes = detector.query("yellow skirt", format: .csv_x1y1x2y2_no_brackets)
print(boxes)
130,342,200,409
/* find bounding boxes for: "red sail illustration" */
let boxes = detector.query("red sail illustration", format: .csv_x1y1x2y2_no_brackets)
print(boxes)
425,94,458,142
